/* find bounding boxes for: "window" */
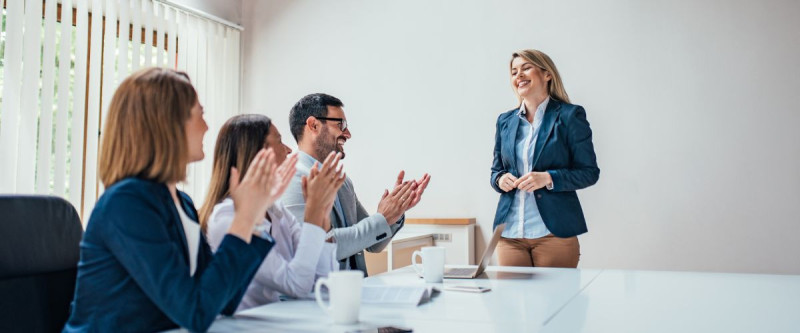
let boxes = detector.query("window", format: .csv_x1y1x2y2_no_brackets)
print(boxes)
0,0,242,221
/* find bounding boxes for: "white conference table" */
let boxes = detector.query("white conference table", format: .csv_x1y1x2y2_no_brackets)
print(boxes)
192,266,800,333
541,269,800,333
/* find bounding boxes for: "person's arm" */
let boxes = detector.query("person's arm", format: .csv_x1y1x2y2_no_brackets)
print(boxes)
258,209,328,298
196,202,264,315
257,223,327,298
357,196,402,254
547,106,600,192
329,213,393,259
284,174,395,260
333,176,420,257
491,113,511,193
388,214,405,235
332,178,402,258
100,191,271,332
315,242,339,280
214,237,273,316
209,203,327,300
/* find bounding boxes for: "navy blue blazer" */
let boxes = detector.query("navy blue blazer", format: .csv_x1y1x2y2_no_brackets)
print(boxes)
490,98,599,238
63,178,273,332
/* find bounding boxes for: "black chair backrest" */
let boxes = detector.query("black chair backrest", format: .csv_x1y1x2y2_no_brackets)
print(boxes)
0,195,83,333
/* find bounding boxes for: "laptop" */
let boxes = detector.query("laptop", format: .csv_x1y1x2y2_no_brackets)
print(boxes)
443,223,506,279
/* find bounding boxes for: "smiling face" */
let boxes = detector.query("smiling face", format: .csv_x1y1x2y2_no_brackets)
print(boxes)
314,106,351,159
510,56,551,101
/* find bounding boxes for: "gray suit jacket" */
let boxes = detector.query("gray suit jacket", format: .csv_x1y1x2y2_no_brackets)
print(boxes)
280,152,404,276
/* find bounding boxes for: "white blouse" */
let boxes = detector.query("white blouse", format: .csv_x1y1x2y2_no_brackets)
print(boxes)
206,198,338,311
175,202,200,276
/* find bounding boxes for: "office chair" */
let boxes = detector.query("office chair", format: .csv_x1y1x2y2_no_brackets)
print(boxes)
0,195,83,333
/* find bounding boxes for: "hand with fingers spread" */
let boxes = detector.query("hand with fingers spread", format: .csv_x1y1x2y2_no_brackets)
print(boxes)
266,152,298,207
497,173,518,192
392,170,431,212
226,148,277,242
377,180,418,225
513,171,552,193
301,152,346,231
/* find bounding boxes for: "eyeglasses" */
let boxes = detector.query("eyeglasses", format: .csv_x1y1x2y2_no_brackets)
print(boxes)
316,117,348,131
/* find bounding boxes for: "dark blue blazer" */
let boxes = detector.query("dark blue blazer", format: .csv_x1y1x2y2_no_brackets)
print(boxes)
63,178,273,333
490,99,599,238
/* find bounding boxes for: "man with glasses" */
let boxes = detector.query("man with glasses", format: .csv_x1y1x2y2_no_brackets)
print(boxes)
280,93,430,276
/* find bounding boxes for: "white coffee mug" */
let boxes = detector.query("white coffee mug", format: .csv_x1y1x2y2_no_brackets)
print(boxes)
314,270,364,324
412,246,446,283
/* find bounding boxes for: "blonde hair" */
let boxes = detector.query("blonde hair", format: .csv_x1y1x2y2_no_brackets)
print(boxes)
510,49,570,104
99,67,198,187
199,115,272,232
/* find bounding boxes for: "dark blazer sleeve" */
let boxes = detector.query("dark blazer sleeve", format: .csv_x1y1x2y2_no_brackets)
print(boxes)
98,190,271,332
216,236,272,316
490,113,509,193
548,106,600,192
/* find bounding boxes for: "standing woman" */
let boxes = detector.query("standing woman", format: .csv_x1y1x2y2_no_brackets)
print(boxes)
64,68,283,332
490,49,599,268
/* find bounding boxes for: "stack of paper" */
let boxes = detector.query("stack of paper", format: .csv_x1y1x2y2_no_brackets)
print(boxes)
361,285,438,306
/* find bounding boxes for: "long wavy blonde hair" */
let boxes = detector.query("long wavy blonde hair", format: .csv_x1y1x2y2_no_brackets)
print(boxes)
510,49,570,104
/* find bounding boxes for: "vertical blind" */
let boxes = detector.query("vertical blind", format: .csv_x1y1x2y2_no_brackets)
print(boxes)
0,0,242,221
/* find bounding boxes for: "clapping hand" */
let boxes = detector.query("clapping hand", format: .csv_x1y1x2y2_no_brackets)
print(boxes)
377,171,431,225
266,152,298,208
377,181,416,225
302,152,346,231
227,148,277,242
392,170,431,211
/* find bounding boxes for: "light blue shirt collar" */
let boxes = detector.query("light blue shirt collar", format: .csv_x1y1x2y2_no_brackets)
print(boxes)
517,96,550,118
297,150,320,168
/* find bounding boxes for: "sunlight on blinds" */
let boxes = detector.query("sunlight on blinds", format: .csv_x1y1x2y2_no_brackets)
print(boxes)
0,0,243,221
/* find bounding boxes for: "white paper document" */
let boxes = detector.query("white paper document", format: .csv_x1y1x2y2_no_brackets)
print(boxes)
361,285,437,306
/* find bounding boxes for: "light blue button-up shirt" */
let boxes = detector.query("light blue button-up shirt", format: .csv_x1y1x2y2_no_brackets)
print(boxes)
502,97,552,239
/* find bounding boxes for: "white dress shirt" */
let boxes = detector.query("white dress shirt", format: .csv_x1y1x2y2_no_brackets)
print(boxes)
502,97,552,239
206,198,338,311
175,202,199,276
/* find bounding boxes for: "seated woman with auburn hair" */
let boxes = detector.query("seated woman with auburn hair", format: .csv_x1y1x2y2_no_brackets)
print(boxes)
64,68,282,332
200,114,344,310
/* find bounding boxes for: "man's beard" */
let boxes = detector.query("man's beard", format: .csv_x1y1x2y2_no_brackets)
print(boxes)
314,126,346,160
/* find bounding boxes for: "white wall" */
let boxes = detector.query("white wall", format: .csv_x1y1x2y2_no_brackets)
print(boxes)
241,0,800,274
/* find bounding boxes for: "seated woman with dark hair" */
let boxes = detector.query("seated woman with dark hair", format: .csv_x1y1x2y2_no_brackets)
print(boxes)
200,114,344,311
64,68,281,332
